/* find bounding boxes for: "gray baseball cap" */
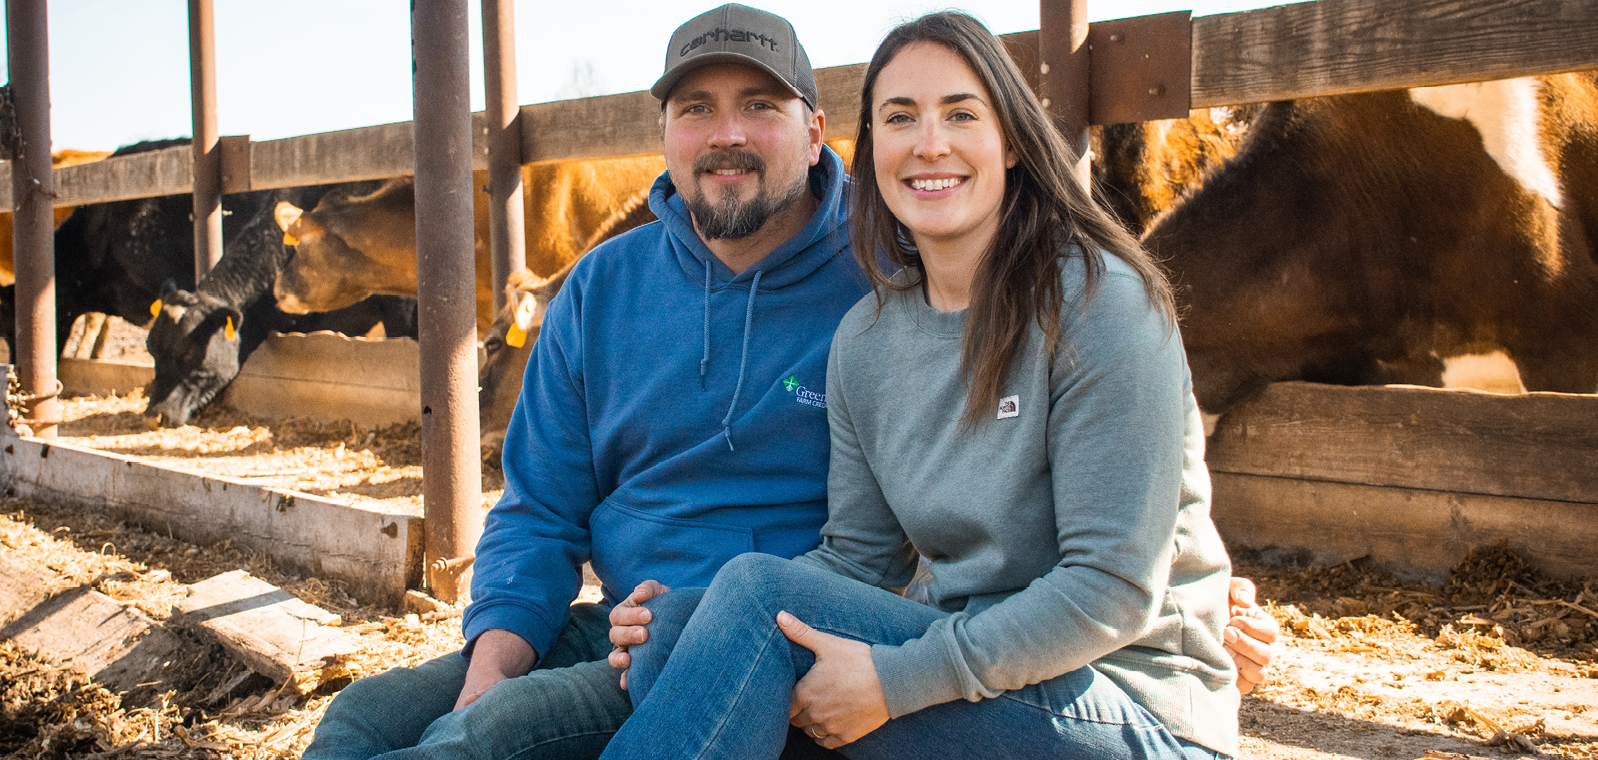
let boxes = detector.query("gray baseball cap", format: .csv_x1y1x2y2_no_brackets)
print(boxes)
652,4,818,110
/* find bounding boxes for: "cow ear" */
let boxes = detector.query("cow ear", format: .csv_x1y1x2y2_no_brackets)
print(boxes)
196,306,242,343
274,202,304,233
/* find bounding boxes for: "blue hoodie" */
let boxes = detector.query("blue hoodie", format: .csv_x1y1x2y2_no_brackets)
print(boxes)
464,147,869,657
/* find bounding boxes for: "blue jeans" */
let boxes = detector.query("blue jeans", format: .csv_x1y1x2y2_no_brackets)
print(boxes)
301,602,629,760
603,553,1227,760
302,600,847,760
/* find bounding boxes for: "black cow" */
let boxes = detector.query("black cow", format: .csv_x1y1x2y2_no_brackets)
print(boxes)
143,181,416,428
0,139,210,356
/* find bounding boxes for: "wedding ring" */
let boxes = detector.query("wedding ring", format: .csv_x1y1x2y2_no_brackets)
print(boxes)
807,726,828,739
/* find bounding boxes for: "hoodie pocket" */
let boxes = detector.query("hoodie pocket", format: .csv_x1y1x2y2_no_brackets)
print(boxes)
590,499,756,596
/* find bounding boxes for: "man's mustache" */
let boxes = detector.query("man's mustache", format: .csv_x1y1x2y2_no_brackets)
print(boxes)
694,151,765,176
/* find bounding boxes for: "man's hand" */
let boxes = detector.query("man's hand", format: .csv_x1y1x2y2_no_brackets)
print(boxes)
456,629,537,710
780,611,889,749
1224,578,1280,695
608,580,671,690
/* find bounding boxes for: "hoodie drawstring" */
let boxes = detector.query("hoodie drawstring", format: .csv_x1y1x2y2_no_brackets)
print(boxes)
700,258,712,390
720,269,761,451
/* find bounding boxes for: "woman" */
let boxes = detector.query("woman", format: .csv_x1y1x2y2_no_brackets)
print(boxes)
599,12,1238,759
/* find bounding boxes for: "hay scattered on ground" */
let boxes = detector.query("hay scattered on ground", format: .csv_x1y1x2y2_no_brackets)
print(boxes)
49,391,504,516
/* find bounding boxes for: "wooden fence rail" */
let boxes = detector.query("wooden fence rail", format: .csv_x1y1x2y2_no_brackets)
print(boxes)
2,0,1594,210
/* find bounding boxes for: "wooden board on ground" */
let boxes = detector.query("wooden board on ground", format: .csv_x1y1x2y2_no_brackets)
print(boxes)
173,570,359,693
0,551,185,692
60,357,155,398
0,428,422,605
57,334,423,428
1207,382,1598,581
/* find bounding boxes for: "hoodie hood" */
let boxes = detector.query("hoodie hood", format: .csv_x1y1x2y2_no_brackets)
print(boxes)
650,145,851,293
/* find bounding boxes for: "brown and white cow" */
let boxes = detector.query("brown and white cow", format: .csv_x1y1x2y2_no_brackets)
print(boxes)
1145,73,1598,413
272,156,667,331
478,191,655,458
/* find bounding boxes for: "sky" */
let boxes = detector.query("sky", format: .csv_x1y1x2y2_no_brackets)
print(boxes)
1,0,1297,152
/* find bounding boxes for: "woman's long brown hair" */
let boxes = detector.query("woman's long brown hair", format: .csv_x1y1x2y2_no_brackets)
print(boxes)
850,12,1175,428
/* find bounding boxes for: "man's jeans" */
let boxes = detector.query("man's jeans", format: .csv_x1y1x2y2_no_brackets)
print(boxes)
301,603,630,760
302,598,847,760
603,553,1229,760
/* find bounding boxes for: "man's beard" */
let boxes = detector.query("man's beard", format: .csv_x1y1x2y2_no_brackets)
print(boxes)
680,150,809,240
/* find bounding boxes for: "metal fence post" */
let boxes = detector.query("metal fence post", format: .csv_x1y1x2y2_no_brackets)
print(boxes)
483,0,526,314
412,0,484,604
189,0,223,281
8,0,59,438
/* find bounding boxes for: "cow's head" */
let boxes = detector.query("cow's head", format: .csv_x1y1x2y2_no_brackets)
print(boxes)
143,281,243,428
478,266,574,460
273,191,418,316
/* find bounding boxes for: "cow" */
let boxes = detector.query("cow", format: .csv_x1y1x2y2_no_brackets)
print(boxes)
143,181,417,428
272,156,668,331
1143,73,1598,413
0,140,219,359
0,149,111,286
1091,107,1254,235
477,191,654,457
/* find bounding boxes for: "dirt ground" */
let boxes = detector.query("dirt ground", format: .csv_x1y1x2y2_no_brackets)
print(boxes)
2,382,1593,758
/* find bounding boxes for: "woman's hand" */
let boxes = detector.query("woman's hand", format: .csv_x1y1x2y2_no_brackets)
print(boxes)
779,611,890,749
608,580,671,690
1224,578,1280,694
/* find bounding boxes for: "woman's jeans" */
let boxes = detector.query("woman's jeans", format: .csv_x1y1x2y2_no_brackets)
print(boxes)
300,598,843,760
602,553,1226,760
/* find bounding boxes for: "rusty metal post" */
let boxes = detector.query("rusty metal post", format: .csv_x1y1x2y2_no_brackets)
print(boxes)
1039,0,1091,189
189,0,223,281
8,0,59,438
412,0,483,604
483,0,526,314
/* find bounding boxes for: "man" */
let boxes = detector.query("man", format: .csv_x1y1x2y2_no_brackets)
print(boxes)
304,6,1275,759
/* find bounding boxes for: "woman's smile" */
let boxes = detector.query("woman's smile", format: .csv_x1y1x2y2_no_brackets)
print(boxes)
905,175,967,193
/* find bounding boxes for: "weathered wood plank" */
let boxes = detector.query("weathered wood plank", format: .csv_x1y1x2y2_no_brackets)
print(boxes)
220,333,422,427
173,570,358,691
1211,472,1598,581
0,147,193,209
1191,0,1598,107
521,90,663,164
0,429,422,605
0,552,186,692
248,114,489,191
1207,383,1598,504
59,357,155,398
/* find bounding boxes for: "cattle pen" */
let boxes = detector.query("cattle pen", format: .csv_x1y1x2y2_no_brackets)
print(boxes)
3,0,1598,611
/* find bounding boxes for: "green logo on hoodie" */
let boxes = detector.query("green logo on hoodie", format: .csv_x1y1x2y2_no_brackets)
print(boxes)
782,375,798,392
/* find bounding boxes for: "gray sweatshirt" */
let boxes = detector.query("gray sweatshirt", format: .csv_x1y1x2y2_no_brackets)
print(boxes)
797,251,1239,755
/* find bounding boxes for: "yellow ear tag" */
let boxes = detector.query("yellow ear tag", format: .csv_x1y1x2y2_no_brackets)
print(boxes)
225,316,237,341
505,323,527,348
150,299,163,317
283,231,300,246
